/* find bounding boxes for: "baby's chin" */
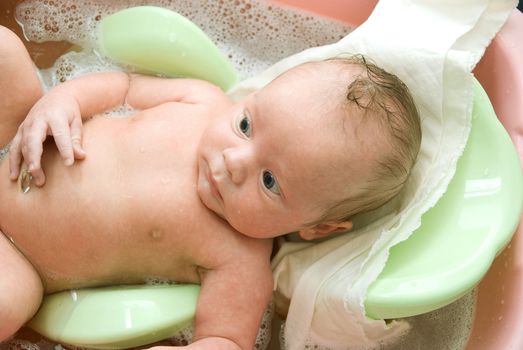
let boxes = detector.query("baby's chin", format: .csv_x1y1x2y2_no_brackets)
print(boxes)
198,193,226,220
210,207,226,220
226,218,285,239
197,188,285,238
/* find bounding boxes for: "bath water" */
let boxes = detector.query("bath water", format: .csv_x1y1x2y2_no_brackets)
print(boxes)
1,0,475,349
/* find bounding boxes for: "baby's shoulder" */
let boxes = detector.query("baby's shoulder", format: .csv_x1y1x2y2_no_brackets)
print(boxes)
194,214,273,265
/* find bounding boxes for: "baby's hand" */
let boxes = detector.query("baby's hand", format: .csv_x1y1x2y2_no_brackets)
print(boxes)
9,91,86,186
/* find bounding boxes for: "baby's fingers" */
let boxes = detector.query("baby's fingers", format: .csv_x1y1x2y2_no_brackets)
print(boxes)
49,116,75,166
9,132,23,180
28,162,46,187
70,116,85,160
22,127,46,186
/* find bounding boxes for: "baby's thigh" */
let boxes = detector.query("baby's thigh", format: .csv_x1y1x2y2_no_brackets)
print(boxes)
0,26,42,146
0,229,43,341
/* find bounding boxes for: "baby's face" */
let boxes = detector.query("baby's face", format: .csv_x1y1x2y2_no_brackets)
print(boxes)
197,62,383,238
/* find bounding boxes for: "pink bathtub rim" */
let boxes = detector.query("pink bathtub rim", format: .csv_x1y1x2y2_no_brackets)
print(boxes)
467,9,523,350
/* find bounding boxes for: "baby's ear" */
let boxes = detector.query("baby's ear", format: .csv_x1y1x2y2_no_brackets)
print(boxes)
298,220,353,241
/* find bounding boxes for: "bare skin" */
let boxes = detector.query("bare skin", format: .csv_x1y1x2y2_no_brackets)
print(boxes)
0,26,385,349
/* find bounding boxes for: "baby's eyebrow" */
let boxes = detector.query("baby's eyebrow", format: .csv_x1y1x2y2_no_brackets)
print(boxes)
250,94,261,121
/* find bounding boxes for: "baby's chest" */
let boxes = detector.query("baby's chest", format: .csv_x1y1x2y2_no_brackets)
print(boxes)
90,110,205,205
161,215,243,279
86,102,206,158
125,102,208,143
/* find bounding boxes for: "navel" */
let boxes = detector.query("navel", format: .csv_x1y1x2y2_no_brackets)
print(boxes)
148,228,164,241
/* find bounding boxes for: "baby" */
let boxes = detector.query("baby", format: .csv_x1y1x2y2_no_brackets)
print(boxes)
0,26,421,350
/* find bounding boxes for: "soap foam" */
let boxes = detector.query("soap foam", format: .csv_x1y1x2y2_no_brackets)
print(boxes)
15,0,351,81
277,290,476,350
1,1,476,349
3,340,40,350
383,289,476,350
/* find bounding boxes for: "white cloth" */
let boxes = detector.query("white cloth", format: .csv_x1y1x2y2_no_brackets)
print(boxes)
229,0,517,349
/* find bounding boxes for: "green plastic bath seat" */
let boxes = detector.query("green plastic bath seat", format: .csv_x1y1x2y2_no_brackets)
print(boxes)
28,285,200,349
365,79,523,319
97,6,237,91
27,6,523,349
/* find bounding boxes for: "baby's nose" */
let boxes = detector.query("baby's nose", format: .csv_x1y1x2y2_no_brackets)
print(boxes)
223,147,251,184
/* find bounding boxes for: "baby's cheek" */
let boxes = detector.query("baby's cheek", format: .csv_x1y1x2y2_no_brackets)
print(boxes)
228,206,256,229
225,189,279,236
226,206,265,237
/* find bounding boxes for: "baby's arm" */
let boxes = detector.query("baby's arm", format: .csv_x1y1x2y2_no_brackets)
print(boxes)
125,75,229,110
9,71,129,185
9,72,227,185
174,242,274,350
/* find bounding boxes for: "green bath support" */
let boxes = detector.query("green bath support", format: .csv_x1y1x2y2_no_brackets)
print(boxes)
27,6,522,349
365,79,522,319
28,285,200,349
97,6,237,91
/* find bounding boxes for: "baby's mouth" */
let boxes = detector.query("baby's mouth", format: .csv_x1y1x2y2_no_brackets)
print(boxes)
207,167,223,202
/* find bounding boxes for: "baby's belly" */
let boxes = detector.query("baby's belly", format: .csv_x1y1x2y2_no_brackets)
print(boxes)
0,116,204,292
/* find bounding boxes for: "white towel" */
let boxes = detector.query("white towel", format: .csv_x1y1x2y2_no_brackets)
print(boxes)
228,0,517,348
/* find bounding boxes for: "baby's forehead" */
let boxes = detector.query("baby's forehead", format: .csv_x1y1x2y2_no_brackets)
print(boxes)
280,60,364,84
254,63,382,146
272,115,380,202
258,61,366,115
251,60,386,165
283,148,367,210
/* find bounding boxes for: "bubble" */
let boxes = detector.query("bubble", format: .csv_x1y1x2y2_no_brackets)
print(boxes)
36,49,118,87
144,276,176,285
100,103,136,119
278,289,477,350
3,340,40,350
15,0,352,81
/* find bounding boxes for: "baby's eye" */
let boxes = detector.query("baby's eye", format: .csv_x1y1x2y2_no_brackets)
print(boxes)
238,113,252,137
262,170,280,195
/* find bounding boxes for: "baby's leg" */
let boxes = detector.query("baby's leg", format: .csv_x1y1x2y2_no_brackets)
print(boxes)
0,26,42,147
0,230,43,341
0,27,45,341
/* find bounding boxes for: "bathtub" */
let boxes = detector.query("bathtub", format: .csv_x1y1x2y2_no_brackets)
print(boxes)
0,0,522,349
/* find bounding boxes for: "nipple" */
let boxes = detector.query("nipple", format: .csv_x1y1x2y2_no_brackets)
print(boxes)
19,165,32,194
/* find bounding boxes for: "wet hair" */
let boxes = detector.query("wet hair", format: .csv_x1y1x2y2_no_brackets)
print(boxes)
315,54,421,224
